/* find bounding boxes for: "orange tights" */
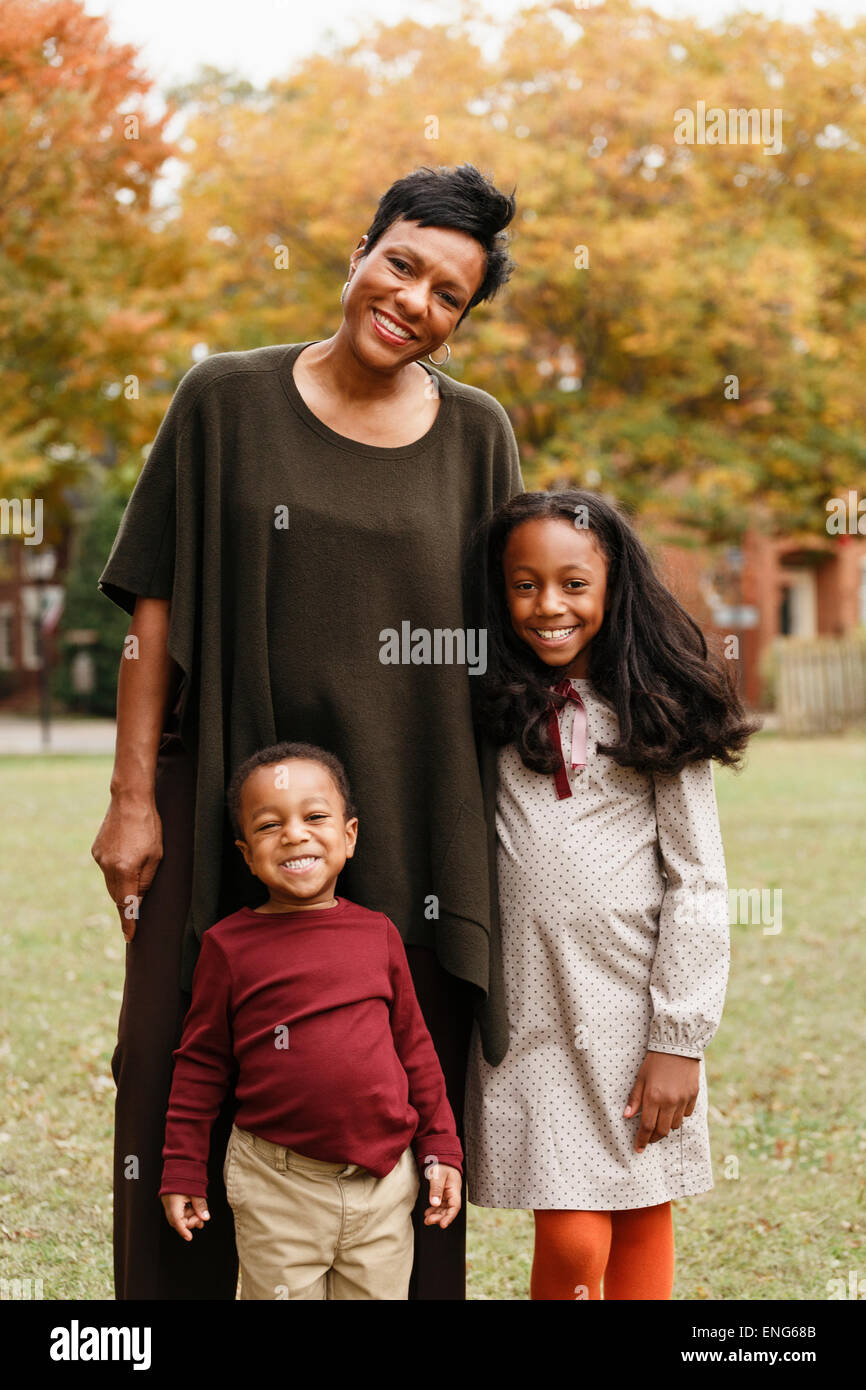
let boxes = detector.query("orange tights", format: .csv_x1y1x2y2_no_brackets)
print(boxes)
531,1203,674,1300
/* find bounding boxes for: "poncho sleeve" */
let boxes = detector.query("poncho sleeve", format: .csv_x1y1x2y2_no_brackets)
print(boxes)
98,360,230,989
97,361,210,737
467,402,525,1068
98,364,203,613
492,402,524,504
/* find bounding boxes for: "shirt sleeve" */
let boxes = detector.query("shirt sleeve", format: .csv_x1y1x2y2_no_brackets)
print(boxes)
647,759,730,1060
98,361,205,618
493,407,524,505
385,920,464,1177
159,931,235,1198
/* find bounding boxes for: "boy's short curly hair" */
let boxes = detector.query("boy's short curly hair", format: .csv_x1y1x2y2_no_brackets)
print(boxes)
227,741,357,840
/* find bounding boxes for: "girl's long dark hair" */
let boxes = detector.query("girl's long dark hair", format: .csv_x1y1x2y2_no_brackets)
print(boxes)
467,489,761,776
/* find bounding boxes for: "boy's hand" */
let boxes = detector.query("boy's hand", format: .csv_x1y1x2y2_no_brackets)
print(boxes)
624,1051,700,1153
422,1162,462,1229
161,1192,210,1241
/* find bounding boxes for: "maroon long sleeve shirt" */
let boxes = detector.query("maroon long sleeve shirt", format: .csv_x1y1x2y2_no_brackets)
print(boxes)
159,897,464,1197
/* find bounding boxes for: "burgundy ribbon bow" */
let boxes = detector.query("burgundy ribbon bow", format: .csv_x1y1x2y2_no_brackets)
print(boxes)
546,677,587,799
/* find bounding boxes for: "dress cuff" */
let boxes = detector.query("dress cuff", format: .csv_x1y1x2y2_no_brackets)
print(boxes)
646,1041,704,1060
647,1019,707,1059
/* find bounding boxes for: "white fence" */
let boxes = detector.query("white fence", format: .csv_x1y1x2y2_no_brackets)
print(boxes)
773,634,866,734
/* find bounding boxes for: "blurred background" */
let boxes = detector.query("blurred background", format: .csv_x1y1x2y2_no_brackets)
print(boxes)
0,0,864,1301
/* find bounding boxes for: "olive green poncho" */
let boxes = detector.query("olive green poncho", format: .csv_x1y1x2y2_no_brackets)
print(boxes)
99,341,524,1063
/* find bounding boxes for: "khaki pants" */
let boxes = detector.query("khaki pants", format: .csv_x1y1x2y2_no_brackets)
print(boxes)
223,1124,421,1300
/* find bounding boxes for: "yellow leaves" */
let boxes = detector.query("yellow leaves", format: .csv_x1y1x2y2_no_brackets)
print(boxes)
767,458,802,482
0,0,861,538
96,308,166,344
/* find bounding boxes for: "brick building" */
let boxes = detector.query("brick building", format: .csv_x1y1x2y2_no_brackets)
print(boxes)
651,527,866,708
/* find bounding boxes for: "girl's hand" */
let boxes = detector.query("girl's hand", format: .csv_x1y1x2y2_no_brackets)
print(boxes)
161,1192,210,1241
423,1163,462,1229
624,1051,700,1154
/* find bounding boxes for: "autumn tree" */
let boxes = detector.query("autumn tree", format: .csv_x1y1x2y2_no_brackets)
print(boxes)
5,0,865,542
161,0,866,539
0,0,200,529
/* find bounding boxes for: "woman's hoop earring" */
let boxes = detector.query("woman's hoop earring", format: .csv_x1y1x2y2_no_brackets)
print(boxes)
340,281,350,305
427,342,451,366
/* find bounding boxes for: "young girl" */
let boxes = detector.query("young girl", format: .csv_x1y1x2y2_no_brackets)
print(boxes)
463,489,759,1300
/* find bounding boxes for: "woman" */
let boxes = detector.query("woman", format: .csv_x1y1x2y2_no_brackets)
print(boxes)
92,162,523,1300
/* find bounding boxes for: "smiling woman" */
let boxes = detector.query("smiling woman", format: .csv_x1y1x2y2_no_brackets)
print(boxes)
92,162,523,1302
291,179,505,448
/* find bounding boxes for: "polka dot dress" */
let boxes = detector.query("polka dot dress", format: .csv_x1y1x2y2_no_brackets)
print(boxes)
464,677,730,1210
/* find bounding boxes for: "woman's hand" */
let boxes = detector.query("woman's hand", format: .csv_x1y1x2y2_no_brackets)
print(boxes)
161,1193,210,1241
91,793,164,943
91,597,178,942
624,1051,700,1153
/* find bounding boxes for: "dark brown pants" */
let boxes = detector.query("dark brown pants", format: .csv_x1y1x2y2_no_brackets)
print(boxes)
111,730,476,1300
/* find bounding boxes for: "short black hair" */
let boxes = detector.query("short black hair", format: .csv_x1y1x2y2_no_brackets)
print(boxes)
227,741,357,840
360,163,517,327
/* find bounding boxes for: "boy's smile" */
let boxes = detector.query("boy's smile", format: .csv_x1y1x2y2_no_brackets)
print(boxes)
503,518,609,678
234,759,358,913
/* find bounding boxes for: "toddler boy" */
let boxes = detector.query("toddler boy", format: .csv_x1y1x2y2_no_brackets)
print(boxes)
159,740,463,1300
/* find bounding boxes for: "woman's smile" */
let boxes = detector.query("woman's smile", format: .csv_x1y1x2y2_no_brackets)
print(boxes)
371,307,415,342
369,307,414,341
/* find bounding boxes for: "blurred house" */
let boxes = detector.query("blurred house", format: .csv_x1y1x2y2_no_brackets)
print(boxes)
0,536,67,707
653,528,866,708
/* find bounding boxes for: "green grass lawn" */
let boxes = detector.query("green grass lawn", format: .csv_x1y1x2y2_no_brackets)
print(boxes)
1,730,864,1300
